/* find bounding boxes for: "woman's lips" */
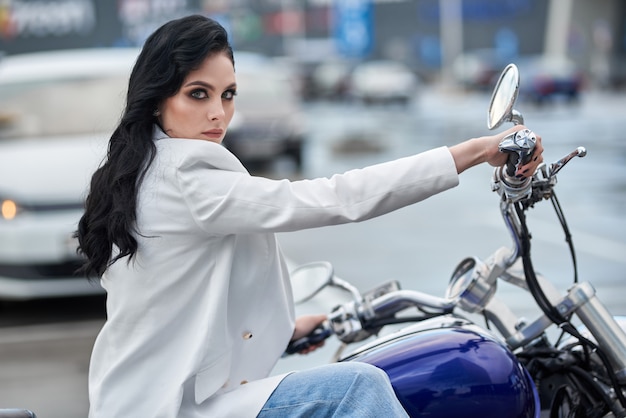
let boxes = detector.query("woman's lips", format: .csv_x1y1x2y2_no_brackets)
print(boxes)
202,129,223,139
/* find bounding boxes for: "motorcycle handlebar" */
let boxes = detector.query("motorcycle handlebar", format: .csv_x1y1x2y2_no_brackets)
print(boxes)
283,290,455,355
369,290,454,316
284,321,333,355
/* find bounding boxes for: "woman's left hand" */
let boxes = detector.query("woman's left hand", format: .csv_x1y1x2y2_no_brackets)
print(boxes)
291,314,327,355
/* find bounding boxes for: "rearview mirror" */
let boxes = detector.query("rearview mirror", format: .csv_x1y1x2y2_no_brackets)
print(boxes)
290,261,335,304
487,63,522,129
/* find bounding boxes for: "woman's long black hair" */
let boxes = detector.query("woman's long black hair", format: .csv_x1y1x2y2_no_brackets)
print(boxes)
75,15,234,278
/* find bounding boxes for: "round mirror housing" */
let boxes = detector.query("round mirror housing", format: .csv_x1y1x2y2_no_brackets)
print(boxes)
487,63,521,130
290,261,334,304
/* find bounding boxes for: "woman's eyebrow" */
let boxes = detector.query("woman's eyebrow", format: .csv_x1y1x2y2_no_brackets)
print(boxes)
183,80,237,91
184,80,215,90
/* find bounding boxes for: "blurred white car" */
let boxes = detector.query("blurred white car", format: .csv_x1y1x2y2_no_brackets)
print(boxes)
452,48,508,90
0,48,139,300
348,60,419,105
310,59,353,100
223,52,306,172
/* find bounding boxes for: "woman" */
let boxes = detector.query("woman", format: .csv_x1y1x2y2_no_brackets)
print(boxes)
77,14,543,418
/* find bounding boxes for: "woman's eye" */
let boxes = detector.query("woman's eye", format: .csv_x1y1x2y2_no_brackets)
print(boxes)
223,89,237,100
190,89,208,99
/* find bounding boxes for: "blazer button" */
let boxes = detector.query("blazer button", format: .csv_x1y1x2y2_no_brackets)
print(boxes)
242,331,253,340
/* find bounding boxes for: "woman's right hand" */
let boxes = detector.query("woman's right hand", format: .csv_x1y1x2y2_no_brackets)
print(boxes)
484,126,544,176
449,125,544,177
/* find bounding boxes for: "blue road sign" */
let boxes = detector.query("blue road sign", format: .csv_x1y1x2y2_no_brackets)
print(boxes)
333,0,373,58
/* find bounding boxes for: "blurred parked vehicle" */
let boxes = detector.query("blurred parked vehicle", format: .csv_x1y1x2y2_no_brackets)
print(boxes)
516,55,585,104
452,48,509,90
0,48,139,300
0,48,304,301
309,59,353,100
348,60,419,105
223,53,306,171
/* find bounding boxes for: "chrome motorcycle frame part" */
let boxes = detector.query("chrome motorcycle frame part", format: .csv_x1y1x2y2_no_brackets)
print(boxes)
571,283,626,383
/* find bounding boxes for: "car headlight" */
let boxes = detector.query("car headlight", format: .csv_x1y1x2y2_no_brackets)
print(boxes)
1,198,18,220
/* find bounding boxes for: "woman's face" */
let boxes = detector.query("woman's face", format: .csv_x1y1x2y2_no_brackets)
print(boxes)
158,51,236,143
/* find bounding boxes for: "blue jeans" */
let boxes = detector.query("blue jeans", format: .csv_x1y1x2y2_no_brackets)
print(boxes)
257,362,409,417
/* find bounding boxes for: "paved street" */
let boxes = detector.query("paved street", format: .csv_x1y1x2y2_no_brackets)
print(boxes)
1,85,625,417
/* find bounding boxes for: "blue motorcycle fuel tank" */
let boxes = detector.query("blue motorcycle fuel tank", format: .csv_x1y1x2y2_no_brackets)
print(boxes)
341,316,539,418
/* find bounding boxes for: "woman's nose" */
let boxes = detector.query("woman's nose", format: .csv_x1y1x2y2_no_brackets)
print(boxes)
207,100,225,120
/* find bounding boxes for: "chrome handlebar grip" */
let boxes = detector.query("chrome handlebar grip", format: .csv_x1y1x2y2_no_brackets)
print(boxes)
499,128,537,177
491,128,538,204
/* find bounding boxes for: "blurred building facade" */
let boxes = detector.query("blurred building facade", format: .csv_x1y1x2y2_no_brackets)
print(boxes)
0,0,625,86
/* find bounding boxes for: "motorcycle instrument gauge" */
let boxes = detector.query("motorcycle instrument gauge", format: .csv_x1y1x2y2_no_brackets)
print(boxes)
446,257,495,312
446,257,477,300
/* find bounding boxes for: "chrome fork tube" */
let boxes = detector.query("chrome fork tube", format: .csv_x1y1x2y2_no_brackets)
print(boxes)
571,282,626,383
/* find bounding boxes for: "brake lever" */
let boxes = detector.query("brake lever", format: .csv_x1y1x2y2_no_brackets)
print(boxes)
548,146,587,179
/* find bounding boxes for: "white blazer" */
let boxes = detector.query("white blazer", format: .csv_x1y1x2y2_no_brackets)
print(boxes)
87,127,459,417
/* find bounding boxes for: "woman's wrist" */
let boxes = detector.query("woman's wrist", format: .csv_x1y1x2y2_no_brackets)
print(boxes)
449,136,488,174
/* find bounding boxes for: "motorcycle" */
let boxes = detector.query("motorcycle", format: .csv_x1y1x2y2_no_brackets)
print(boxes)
285,64,626,418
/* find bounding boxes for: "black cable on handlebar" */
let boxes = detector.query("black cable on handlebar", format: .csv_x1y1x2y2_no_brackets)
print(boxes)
550,192,579,284
515,202,626,411
515,202,567,325
535,190,578,348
